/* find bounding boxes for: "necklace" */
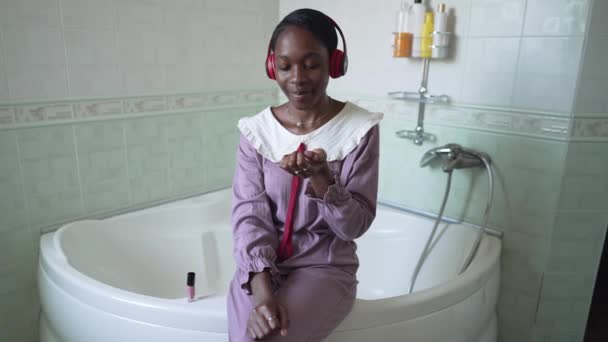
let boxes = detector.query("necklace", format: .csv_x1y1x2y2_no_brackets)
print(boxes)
293,112,329,128
287,99,333,128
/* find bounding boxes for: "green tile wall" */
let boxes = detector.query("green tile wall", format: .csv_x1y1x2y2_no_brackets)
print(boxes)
18,126,84,228
0,132,27,232
0,102,265,342
0,131,38,342
379,113,568,233
376,107,608,342
377,110,571,342
532,141,608,341
166,112,207,195
125,116,171,204
204,109,247,190
2,90,607,342
75,121,129,214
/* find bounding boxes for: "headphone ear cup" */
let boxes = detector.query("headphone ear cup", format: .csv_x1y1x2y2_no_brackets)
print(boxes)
266,53,276,80
329,49,345,78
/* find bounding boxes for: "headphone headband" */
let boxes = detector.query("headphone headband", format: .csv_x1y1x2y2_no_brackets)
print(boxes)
326,16,347,60
265,14,348,79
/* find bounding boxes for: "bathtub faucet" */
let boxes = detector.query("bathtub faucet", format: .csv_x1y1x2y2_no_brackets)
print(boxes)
420,143,491,172
409,143,495,293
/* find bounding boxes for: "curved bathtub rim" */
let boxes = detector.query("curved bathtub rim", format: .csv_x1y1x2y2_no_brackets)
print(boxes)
338,234,500,330
40,222,500,333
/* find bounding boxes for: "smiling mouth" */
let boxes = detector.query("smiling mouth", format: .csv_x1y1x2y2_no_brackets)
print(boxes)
292,91,311,97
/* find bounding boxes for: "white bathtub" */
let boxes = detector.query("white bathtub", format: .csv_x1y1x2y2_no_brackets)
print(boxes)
39,188,501,342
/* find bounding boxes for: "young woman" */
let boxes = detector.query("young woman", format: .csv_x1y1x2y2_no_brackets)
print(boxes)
227,8,383,341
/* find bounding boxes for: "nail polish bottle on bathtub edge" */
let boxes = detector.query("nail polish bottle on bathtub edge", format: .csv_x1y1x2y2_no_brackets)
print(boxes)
187,272,195,302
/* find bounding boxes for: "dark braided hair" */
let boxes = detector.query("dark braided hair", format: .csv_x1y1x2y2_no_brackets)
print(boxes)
269,8,338,55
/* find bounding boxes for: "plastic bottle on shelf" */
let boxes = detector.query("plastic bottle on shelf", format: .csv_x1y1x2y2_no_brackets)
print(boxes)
420,12,434,58
432,3,449,58
393,0,412,57
408,0,426,58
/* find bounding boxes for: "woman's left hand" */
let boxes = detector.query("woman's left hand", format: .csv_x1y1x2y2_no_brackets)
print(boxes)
280,148,331,180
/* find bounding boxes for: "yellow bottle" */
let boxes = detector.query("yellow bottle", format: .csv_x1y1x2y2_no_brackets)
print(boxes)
421,12,434,58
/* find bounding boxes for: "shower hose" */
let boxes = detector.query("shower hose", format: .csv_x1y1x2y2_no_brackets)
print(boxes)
408,158,494,294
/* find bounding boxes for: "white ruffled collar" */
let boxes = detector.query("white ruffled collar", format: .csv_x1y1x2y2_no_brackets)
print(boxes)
237,101,383,163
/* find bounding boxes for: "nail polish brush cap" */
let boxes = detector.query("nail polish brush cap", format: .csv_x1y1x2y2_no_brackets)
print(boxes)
187,272,195,286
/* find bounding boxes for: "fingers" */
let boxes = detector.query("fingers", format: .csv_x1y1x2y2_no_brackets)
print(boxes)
248,305,282,340
277,304,289,336
254,311,272,335
304,148,327,162
314,148,327,160
248,313,271,340
303,151,316,161
294,151,310,172
302,149,329,179
258,305,279,330
280,151,310,177
280,147,330,178
280,152,298,173
280,152,295,171
248,324,262,340
296,150,304,169
248,317,264,340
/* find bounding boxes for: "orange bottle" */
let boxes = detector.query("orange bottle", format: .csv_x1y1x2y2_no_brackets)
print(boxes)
393,1,412,57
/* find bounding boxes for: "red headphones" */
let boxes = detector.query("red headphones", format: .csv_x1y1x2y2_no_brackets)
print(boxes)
265,15,348,80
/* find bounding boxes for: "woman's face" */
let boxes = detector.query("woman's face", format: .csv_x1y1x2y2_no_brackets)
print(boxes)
273,26,331,111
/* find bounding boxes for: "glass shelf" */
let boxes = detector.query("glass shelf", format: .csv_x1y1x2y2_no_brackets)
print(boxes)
388,91,450,104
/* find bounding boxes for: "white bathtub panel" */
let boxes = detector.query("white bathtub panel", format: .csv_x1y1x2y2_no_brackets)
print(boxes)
330,268,499,342
357,229,431,299
40,262,498,342
39,188,501,341
414,223,479,292
40,266,227,342
58,207,234,298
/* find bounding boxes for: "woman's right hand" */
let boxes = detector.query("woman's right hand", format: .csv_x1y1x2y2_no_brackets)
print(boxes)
248,297,289,340
249,271,289,339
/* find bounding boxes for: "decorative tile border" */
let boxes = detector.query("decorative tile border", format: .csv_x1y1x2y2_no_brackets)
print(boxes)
124,96,167,114
0,89,278,129
0,108,15,125
427,105,570,139
14,103,74,124
74,99,124,118
5,89,606,141
276,92,577,140
345,96,572,141
167,94,207,110
571,117,608,141
346,94,608,141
